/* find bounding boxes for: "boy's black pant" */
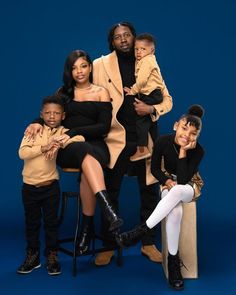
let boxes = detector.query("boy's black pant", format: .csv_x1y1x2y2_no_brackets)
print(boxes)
22,180,60,256
137,89,163,146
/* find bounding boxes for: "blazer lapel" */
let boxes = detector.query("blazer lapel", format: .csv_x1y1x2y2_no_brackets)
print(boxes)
102,51,123,94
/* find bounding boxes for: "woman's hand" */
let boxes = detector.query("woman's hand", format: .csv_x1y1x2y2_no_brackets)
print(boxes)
54,134,70,147
24,123,43,141
134,98,153,116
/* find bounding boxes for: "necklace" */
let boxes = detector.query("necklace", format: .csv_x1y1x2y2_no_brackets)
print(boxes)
75,84,92,91
173,143,179,155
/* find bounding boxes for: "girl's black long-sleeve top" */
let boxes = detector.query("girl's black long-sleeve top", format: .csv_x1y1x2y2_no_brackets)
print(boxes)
151,134,204,185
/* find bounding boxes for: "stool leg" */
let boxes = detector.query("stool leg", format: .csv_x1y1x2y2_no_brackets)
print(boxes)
58,192,68,226
72,194,81,276
91,235,95,256
117,246,123,266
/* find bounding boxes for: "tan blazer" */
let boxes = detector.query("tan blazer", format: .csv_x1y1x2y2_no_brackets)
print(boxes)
93,51,173,185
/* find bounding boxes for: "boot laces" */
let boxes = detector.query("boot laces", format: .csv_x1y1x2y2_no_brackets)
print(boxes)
179,258,188,271
47,251,58,264
170,255,187,279
24,250,38,264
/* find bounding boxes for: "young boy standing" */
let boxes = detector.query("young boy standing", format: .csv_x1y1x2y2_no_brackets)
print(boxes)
17,95,83,275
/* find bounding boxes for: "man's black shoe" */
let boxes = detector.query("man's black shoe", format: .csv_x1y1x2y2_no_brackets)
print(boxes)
46,251,61,275
17,249,41,274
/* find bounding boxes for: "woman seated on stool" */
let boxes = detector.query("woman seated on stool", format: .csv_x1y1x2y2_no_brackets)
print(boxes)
24,50,123,254
116,105,205,290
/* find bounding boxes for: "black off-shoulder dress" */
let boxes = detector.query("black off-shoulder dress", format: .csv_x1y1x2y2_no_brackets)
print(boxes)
56,100,112,169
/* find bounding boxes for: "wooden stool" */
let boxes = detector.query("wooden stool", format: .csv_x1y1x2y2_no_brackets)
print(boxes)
161,201,198,279
58,168,123,276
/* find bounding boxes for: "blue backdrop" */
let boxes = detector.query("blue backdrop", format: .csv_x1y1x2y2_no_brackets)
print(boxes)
0,0,235,291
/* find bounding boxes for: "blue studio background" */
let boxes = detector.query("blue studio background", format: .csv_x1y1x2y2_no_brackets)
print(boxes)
0,0,235,294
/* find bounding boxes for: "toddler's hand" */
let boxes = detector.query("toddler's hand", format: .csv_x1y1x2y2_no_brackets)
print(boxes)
124,86,131,95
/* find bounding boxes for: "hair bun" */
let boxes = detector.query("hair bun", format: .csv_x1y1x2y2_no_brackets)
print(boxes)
187,104,204,118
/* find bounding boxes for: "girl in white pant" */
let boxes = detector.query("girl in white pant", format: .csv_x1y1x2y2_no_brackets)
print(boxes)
117,104,205,290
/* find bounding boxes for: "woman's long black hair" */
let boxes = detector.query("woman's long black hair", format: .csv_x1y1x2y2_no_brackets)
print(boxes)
57,50,93,103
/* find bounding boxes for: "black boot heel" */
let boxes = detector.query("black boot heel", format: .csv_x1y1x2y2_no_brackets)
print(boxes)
77,214,94,255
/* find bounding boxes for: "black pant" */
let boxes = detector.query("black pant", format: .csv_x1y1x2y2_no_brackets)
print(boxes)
136,89,163,146
22,181,60,255
102,141,159,246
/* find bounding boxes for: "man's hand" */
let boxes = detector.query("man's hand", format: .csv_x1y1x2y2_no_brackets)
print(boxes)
134,98,154,116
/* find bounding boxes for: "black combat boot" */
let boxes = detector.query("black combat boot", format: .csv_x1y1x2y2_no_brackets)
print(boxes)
95,190,123,231
46,250,61,275
77,214,94,254
116,223,150,247
167,252,184,290
17,249,41,274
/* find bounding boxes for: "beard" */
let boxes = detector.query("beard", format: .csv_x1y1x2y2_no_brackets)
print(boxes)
115,47,135,58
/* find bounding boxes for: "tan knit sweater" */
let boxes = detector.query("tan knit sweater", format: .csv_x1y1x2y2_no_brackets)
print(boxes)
19,125,84,185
